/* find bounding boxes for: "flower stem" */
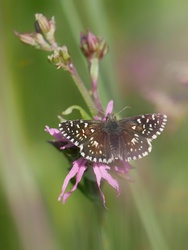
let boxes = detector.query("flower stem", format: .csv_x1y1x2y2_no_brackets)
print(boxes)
90,58,103,112
94,204,109,250
69,64,97,116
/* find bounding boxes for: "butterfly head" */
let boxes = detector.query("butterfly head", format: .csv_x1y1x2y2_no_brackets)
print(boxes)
105,113,117,121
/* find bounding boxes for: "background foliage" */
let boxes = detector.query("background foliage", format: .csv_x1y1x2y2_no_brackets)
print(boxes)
0,0,188,249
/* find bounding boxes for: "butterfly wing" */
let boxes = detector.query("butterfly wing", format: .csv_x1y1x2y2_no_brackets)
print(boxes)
59,120,113,163
59,113,167,163
118,113,167,161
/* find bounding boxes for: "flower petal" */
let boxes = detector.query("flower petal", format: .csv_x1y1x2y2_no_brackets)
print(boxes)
114,161,131,174
93,165,106,207
114,161,133,181
105,100,114,116
93,163,120,207
58,158,87,203
45,126,64,140
98,164,120,195
60,142,74,150
45,126,75,150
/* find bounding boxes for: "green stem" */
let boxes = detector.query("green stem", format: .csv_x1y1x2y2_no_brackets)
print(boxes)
90,58,103,113
94,204,109,250
69,64,97,116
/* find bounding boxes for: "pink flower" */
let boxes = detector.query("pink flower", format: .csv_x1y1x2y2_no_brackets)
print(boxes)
45,101,132,207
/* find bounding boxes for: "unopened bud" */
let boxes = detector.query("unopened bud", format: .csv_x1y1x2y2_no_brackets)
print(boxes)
80,31,109,61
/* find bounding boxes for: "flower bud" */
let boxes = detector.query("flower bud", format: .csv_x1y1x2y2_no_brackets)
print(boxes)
80,31,109,61
48,46,72,70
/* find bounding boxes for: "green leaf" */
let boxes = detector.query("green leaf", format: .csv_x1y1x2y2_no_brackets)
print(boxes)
61,105,91,120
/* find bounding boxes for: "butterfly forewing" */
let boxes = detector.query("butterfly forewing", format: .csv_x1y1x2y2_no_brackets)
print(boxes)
59,120,99,145
59,120,112,163
120,113,167,139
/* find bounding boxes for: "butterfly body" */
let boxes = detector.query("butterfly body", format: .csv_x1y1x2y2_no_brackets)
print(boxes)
59,113,167,164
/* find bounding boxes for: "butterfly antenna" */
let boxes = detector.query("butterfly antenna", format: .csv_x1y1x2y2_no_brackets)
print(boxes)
116,106,131,116
89,105,105,116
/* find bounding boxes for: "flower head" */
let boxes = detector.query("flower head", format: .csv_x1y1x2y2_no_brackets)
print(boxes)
45,101,132,207
80,30,109,62
15,14,57,51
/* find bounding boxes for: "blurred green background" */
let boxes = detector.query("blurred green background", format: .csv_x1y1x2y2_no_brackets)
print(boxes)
0,0,188,249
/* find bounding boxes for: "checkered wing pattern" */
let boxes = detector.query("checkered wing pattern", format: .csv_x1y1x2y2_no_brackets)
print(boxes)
59,113,167,164
117,113,167,161
59,120,113,163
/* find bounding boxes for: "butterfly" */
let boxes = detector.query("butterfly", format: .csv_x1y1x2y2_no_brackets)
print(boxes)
59,113,167,164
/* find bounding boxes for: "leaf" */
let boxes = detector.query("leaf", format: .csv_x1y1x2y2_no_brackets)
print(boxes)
61,105,91,120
